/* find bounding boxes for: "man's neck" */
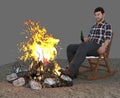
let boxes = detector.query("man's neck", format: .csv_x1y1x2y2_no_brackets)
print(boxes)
96,19,104,27
97,18,104,24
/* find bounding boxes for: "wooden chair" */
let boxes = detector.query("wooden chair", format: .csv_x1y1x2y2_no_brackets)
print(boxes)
79,33,117,80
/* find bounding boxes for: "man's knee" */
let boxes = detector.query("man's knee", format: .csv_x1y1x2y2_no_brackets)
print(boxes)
67,44,73,50
67,44,76,52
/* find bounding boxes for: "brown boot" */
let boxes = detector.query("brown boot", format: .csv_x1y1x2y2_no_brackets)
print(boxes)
59,69,77,79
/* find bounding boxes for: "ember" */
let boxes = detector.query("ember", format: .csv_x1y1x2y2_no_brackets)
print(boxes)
6,20,73,89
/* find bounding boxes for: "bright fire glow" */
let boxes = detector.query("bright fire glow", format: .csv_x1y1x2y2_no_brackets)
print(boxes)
53,62,61,76
18,20,61,75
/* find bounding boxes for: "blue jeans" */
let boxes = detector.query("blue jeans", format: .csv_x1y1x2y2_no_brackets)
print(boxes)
67,41,101,75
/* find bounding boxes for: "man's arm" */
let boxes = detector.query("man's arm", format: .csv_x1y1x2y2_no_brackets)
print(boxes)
103,40,110,48
97,40,110,54
98,24,112,54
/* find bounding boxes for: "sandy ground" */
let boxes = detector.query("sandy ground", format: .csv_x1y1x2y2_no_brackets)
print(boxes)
0,59,120,98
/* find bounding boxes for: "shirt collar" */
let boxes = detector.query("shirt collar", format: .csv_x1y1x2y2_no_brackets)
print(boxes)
96,20,106,25
93,20,106,27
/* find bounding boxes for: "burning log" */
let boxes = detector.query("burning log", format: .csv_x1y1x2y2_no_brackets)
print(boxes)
30,61,43,74
6,60,73,89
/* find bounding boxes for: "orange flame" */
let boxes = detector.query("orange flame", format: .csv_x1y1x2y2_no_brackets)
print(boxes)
18,20,60,72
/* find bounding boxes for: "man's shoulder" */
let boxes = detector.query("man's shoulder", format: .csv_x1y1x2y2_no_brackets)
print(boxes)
104,21,112,26
104,21,112,30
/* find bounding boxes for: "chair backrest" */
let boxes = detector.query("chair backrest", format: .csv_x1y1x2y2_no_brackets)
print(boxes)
104,33,113,57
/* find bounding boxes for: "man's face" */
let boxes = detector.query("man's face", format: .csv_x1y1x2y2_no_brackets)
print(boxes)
94,11,105,22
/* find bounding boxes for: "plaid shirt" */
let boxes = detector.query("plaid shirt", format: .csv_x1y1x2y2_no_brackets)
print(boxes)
88,20,112,45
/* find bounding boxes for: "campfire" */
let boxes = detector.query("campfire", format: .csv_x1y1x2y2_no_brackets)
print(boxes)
6,20,73,90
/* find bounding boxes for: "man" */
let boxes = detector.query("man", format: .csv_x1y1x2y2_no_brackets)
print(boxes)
60,7,112,79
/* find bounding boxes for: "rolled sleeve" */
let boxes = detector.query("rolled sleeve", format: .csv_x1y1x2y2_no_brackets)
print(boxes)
105,24,112,40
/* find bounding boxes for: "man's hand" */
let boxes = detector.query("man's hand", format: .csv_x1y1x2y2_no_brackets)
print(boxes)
97,45,106,54
80,40,83,44
97,40,110,54
80,37,89,44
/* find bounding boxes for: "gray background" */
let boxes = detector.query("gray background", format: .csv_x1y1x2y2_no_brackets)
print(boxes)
0,0,120,66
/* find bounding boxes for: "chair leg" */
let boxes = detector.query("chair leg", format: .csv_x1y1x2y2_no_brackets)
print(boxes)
87,58,101,80
104,56,111,72
88,59,94,69
104,56,117,76
79,56,117,80
88,57,117,80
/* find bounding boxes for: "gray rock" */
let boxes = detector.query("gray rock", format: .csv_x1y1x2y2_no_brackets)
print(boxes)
61,75,72,82
13,77,25,87
29,80,42,90
44,78,56,85
6,73,18,82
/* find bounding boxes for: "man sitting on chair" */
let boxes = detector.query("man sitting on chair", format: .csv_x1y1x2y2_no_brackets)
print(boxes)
60,7,112,79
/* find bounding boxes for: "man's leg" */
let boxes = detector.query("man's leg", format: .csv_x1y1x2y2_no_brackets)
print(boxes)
87,50,99,56
67,44,80,63
69,41,101,75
